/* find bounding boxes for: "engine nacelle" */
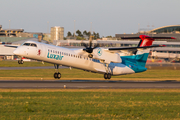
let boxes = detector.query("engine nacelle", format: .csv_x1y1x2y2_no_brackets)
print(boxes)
92,48,122,64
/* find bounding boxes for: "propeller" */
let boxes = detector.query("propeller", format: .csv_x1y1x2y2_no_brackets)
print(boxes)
82,37,100,58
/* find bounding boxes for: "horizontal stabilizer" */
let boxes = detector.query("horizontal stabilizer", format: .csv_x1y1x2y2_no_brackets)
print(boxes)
121,36,176,40
108,45,165,51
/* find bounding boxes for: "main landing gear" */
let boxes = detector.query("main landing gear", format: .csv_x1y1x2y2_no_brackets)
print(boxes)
18,59,23,64
54,64,61,79
104,73,111,79
103,63,111,79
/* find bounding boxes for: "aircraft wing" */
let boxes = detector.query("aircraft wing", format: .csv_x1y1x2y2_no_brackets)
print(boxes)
108,45,165,51
4,45,18,48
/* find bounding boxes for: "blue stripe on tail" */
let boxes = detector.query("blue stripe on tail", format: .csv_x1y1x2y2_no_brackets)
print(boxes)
121,53,149,73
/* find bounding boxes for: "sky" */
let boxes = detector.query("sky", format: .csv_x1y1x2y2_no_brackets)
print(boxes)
0,0,179,37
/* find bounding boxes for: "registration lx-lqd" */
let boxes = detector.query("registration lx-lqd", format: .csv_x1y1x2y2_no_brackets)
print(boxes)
13,35,175,79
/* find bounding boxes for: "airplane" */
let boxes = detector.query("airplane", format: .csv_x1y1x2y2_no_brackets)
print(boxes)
12,35,175,79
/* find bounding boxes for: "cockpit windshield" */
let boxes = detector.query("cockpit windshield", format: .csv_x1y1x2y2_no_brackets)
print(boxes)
23,43,31,46
23,43,37,47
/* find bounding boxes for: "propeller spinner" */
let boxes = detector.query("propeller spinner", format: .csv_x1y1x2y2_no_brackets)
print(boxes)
82,39,99,58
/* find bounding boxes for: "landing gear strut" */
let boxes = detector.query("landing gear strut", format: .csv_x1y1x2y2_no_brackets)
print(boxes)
54,64,61,79
103,63,111,79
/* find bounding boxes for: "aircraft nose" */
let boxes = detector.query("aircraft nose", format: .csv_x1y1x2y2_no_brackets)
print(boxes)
13,49,20,55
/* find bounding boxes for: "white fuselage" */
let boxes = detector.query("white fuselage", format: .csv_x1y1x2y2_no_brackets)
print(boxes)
13,41,135,75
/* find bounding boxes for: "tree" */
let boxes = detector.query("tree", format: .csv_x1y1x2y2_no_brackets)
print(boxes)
76,30,83,37
67,31,72,37
87,31,91,38
93,32,97,39
83,30,88,36
96,33,100,39
106,36,112,38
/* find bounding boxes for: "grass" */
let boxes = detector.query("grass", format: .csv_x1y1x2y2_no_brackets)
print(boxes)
0,60,52,67
0,68,180,80
1,60,180,80
0,89,180,119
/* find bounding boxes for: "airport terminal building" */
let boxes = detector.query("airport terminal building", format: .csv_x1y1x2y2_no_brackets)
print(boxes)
116,25,180,42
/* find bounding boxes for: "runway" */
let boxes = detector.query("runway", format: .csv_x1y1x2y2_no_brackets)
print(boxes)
0,80,180,89
0,63,180,70
0,66,67,70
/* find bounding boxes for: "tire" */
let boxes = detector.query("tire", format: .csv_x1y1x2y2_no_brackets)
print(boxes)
104,73,108,79
57,72,61,79
107,73,111,79
54,73,58,79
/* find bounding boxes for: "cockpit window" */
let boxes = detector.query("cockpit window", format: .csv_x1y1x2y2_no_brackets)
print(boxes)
23,43,31,46
23,43,37,47
31,43,37,47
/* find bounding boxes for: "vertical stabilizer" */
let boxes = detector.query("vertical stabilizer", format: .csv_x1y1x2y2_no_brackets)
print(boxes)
135,35,154,66
120,35,175,67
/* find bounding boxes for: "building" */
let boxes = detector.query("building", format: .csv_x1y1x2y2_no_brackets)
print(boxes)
0,25,24,37
17,32,43,41
43,33,51,43
0,25,43,41
148,25,180,34
51,26,64,42
116,25,180,42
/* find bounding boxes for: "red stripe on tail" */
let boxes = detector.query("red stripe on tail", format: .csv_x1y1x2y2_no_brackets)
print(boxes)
139,35,154,47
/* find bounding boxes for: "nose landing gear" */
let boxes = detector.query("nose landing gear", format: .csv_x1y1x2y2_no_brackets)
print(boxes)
54,72,61,79
54,64,61,79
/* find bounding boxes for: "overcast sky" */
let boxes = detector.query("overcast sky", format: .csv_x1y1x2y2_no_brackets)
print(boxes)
0,0,179,37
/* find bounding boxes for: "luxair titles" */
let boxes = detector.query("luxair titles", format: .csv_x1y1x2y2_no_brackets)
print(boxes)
47,51,63,60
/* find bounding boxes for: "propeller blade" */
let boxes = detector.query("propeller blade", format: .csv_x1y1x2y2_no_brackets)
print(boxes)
81,42,87,48
89,39,92,48
94,43,100,48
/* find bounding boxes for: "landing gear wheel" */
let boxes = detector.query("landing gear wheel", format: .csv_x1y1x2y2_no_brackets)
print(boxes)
54,73,58,79
107,73,111,79
54,64,61,79
104,73,108,79
54,72,61,79
104,73,111,79
57,72,61,79
18,60,23,64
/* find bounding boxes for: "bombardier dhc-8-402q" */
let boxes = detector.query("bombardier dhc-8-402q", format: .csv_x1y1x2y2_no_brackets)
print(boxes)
12,35,175,79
